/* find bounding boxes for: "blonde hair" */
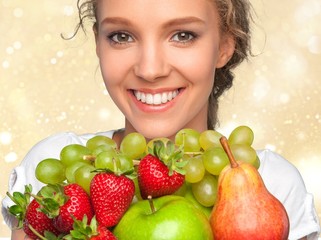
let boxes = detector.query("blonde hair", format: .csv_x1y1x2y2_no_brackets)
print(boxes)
71,0,253,129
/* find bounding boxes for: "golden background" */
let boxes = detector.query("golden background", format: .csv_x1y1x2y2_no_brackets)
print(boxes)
0,0,320,237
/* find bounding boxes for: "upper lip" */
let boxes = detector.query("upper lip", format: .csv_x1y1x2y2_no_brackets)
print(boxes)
130,87,183,94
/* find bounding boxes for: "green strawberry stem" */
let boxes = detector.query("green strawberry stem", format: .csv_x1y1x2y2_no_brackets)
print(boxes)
6,184,33,228
28,224,47,240
147,196,156,214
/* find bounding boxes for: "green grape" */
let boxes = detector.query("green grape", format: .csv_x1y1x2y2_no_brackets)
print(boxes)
86,135,117,151
183,183,212,218
145,137,170,154
118,153,134,172
228,125,254,146
94,150,118,171
184,155,205,183
35,158,66,184
202,147,229,175
65,161,91,183
175,128,201,152
74,165,96,194
191,174,218,207
199,130,223,150
60,144,92,166
92,144,113,156
252,156,261,169
230,144,258,167
120,132,146,159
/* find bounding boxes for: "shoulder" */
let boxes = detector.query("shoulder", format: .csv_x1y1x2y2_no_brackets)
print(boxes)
257,149,320,239
257,149,306,194
257,149,307,204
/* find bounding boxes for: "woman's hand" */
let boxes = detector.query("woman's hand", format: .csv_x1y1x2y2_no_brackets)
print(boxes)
11,229,31,240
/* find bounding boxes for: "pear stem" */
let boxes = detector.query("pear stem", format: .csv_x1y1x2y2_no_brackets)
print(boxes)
220,136,239,168
147,195,156,214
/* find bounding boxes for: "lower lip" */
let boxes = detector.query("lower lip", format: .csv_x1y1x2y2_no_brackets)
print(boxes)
128,90,183,113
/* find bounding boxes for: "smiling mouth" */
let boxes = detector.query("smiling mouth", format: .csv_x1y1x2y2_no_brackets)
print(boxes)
133,89,180,105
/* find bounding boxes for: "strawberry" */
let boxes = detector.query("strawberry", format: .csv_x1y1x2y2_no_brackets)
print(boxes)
6,185,61,239
65,215,116,240
37,183,94,233
90,172,135,227
137,140,186,199
23,199,61,239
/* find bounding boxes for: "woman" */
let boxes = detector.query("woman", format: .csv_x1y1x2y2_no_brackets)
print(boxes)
3,0,320,239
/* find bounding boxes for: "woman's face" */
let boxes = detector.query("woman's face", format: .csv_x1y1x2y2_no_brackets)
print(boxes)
95,0,234,140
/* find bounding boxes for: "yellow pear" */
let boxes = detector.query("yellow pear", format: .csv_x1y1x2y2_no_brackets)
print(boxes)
210,137,289,239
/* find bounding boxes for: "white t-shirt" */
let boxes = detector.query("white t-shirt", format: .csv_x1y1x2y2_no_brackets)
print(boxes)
2,131,320,239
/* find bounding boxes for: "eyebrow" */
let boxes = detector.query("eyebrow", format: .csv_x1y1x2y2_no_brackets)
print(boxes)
99,16,205,28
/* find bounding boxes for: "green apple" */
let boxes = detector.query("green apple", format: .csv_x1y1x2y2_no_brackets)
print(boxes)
113,195,213,240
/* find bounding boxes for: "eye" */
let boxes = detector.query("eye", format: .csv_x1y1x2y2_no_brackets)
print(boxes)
171,31,196,43
108,32,134,44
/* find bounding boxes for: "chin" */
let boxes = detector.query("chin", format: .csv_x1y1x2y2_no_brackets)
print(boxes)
134,123,179,141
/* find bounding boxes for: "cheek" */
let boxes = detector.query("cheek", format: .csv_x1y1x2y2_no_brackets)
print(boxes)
173,47,217,86
98,51,130,89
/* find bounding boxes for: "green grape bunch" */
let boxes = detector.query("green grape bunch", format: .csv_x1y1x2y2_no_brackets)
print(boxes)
35,125,259,211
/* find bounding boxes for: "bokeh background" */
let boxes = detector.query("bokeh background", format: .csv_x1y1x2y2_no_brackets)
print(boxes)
1,0,320,237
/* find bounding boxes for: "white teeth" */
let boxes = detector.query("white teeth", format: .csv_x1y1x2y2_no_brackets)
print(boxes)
134,90,179,105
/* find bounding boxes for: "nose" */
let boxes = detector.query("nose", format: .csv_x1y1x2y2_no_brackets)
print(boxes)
134,41,170,82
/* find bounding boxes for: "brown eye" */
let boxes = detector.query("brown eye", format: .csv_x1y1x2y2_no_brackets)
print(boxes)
109,32,134,44
171,32,195,42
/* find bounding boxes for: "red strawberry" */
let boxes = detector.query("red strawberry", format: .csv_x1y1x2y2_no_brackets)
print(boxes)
91,225,116,240
23,199,61,239
65,215,117,240
90,172,135,227
37,183,94,233
53,183,94,233
6,185,61,239
137,140,186,199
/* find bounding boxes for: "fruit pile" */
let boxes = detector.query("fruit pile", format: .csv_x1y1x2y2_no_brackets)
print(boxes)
6,126,289,239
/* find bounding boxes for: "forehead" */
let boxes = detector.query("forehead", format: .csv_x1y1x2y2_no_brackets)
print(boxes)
95,0,217,23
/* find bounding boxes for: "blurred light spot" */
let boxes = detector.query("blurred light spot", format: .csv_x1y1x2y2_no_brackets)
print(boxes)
99,108,111,120
57,51,64,58
279,93,290,104
282,54,307,77
252,76,271,100
308,36,321,54
13,8,23,18
5,152,18,163
50,58,57,64
296,131,306,141
0,132,12,145
56,112,67,122
6,47,14,54
265,144,276,151
283,119,293,125
13,41,22,49
44,34,52,41
63,5,74,16
2,60,10,69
